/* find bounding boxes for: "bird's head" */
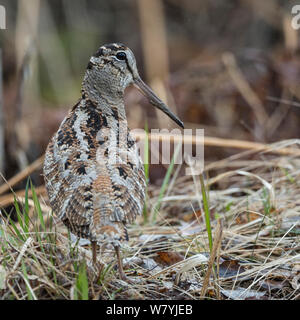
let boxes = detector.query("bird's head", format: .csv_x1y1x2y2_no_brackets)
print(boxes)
82,43,184,128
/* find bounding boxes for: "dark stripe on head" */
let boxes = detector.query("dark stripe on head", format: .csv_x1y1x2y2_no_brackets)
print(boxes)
93,43,127,58
124,55,134,77
93,47,104,57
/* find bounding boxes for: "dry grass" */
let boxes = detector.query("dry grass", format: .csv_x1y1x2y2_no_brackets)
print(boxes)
0,139,299,300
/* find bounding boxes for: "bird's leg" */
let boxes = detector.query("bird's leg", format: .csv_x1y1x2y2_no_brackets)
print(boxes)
91,241,97,265
114,246,127,281
91,241,104,282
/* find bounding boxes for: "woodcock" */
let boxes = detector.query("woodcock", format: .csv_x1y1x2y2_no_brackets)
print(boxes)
43,43,184,280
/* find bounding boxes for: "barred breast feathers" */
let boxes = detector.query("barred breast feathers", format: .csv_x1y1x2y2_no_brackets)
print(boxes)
43,99,146,240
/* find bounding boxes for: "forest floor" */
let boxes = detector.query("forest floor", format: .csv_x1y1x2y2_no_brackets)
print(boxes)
0,139,299,300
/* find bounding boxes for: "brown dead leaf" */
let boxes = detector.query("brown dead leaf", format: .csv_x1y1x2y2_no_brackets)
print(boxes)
260,279,289,292
182,210,202,222
155,251,185,266
235,211,260,224
219,259,246,278
206,288,217,298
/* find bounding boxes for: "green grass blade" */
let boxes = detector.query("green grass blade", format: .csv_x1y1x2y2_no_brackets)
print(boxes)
75,260,89,300
3,208,25,242
13,197,24,231
30,181,45,231
13,195,29,235
200,173,213,252
21,262,33,300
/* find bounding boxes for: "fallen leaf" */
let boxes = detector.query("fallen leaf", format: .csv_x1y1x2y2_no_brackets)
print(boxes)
123,256,161,273
156,251,184,266
221,287,267,300
179,221,202,236
175,254,208,285
281,215,300,232
219,259,246,278
182,210,202,222
260,279,288,291
235,212,260,224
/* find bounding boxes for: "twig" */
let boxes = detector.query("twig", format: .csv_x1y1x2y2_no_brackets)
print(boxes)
0,155,44,195
0,185,46,207
222,52,268,133
12,237,33,272
266,96,300,108
133,132,300,156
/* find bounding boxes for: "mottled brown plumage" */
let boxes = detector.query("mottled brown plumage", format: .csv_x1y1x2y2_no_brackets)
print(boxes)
43,43,183,280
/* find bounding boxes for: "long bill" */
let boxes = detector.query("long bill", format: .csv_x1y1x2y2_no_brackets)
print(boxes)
134,78,184,128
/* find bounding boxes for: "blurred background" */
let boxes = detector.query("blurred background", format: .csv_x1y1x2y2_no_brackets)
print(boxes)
1,0,300,187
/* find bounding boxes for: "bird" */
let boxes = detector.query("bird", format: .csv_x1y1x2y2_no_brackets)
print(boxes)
43,43,184,280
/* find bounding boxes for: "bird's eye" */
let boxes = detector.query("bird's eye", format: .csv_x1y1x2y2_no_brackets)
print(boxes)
116,52,126,61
